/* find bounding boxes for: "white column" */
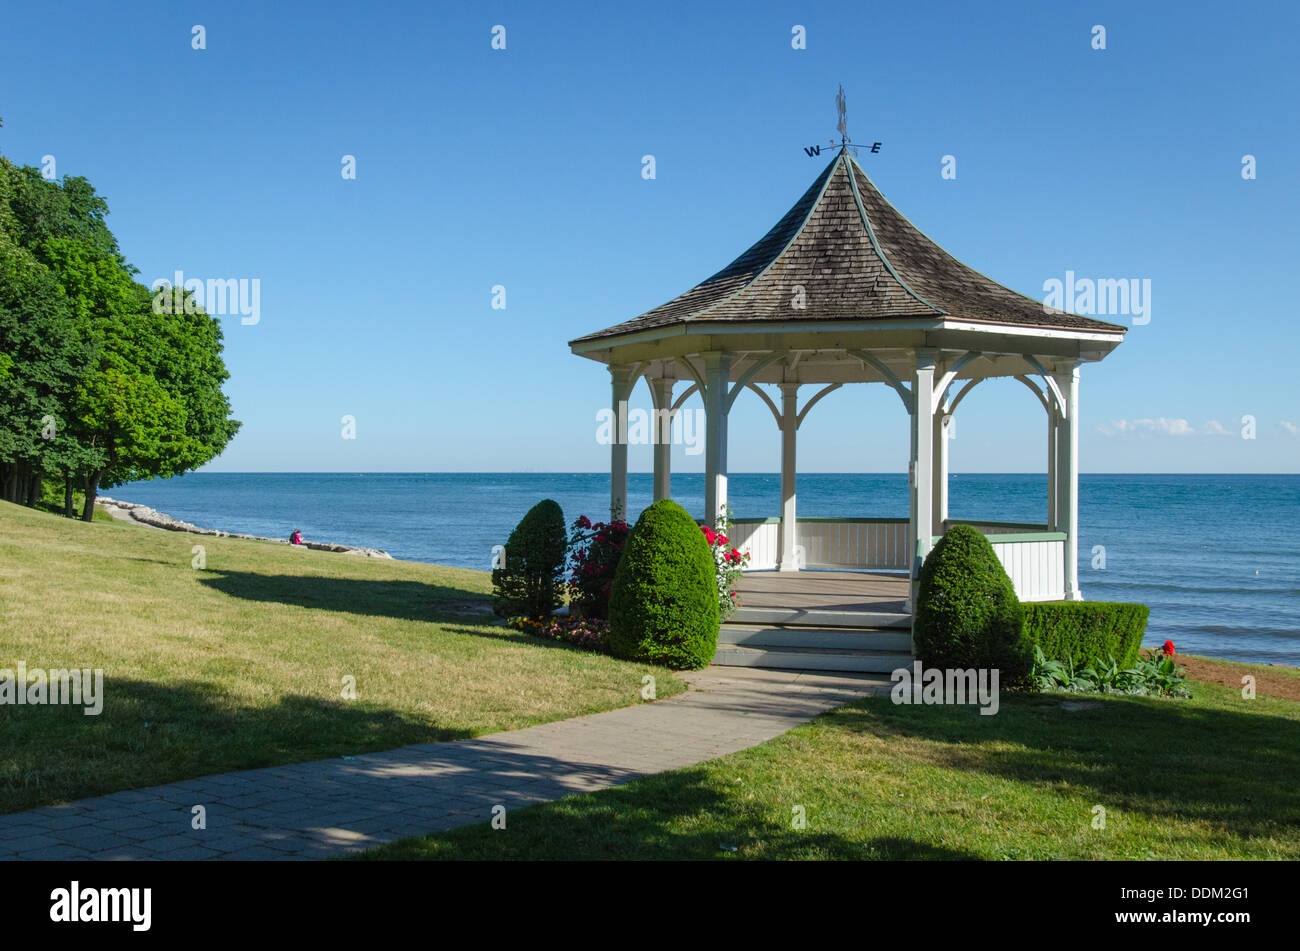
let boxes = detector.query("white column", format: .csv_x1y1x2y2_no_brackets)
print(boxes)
702,352,731,527
609,365,636,521
1054,363,1082,600
649,377,674,502
1047,411,1058,530
932,406,950,532
910,349,938,606
778,383,799,571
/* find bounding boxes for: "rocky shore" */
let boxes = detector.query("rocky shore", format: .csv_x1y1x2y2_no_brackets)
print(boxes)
97,496,393,559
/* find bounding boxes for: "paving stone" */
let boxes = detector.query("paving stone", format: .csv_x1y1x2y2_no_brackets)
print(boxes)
0,668,880,861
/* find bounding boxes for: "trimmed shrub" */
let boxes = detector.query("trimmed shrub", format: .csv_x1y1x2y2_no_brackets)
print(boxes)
492,499,567,620
1023,601,1149,670
608,499,719,669
914,525,1032,685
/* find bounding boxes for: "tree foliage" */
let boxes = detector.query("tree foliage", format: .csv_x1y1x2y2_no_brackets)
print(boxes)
0,134,239,515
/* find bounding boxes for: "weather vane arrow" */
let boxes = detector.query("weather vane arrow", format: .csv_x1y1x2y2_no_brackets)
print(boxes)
805,84,881,158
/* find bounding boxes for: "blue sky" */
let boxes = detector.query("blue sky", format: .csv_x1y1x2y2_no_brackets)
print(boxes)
2,0,1296,474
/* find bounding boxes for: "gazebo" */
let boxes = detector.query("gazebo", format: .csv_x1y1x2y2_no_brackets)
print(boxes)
569,146,1127,666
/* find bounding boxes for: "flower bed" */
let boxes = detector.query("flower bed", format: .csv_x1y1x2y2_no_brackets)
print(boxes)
509,615,611,653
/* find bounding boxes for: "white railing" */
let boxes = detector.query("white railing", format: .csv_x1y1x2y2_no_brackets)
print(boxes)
731,516,1067,602
730,518,909,572
729,519,780,570
943,520,1065,601
985,533,1066,601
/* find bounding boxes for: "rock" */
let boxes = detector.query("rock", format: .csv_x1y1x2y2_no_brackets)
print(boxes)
97,496,392,559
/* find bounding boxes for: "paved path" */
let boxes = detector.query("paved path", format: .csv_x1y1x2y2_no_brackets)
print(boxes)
0,668,887,860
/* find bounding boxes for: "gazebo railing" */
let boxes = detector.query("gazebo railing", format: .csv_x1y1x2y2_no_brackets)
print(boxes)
731,516,1066,602
730,517,910,572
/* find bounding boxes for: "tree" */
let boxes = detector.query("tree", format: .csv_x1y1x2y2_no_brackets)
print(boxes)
0,143,240,516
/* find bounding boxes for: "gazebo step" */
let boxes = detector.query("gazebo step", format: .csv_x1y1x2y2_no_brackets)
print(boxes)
730,606,911,629
719,623,912,653
711,644,912,673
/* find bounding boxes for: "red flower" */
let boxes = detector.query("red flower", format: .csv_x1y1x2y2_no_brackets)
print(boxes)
576,515,591,529
1163,640,1176,655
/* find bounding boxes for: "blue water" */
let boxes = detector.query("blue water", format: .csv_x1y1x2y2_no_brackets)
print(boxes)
112,472,1300,666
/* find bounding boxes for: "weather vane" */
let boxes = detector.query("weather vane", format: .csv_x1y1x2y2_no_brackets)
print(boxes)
805,84,881,158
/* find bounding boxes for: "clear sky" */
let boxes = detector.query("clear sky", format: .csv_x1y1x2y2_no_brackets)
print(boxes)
2,0,1296,474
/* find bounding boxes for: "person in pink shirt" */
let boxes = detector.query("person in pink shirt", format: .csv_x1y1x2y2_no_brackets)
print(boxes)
290,529,304,545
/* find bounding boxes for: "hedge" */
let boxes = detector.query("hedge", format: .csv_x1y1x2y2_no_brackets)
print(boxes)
1023,601,1149,670
608,499,719,669
913,525,1032,686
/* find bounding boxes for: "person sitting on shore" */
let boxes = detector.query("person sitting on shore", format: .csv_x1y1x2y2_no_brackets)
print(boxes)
290,529,304,546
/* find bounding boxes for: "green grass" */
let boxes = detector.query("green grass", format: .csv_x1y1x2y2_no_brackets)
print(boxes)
0,500,682,814
361,677,1300,860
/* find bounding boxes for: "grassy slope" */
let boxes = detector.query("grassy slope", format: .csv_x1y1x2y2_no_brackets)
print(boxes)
0,501,682,814
363,677,1300,860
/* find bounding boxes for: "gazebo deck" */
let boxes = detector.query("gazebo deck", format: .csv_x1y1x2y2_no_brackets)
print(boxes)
735,569,909,615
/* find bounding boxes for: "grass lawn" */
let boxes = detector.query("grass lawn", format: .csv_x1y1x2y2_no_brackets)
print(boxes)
0,500,682,814
362,672,1300,860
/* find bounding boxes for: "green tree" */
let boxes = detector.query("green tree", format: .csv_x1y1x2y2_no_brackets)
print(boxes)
0,142,239,517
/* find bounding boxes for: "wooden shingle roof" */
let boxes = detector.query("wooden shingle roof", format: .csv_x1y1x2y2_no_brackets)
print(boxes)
571,149,1126,345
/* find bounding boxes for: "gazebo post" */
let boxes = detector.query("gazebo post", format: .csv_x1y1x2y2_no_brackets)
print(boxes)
909,349,938,608
702,352,731,527
778,383,799,571
1055,362,1082,599
649,377,675,502
932,401,950,532
609,365,636,520
1047,411,1059,529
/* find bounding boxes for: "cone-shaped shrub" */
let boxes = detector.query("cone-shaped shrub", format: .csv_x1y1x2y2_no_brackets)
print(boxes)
914,525,1031,685
609,499,719,669
492,499,567,620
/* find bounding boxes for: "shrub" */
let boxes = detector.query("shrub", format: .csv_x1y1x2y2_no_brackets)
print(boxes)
1023,601,1149,670
492,499,567,620
609,499,719,669
913,525,1031,685
567,514,630,620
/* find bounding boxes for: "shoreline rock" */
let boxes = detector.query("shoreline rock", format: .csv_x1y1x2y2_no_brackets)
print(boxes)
97,496,393,559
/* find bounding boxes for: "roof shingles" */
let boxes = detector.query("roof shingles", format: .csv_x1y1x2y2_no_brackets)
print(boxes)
571,150,1126,345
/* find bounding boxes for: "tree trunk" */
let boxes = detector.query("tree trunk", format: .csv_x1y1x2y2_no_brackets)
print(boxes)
64,475,75,518
25,471,42,507
81,471,101,522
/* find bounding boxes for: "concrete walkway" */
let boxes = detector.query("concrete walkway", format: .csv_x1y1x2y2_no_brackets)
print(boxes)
0,668,887,860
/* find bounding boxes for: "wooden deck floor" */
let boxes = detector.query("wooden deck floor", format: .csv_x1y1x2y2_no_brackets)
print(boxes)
734,570,910,614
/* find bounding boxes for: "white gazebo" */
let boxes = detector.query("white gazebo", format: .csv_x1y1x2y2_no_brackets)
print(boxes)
569,146,1126,645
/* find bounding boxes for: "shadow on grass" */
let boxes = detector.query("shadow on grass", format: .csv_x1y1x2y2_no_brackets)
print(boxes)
0,676,475,816
830,691,1300,838
197,571,495,624
196,571,610,658
361,764,985,861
